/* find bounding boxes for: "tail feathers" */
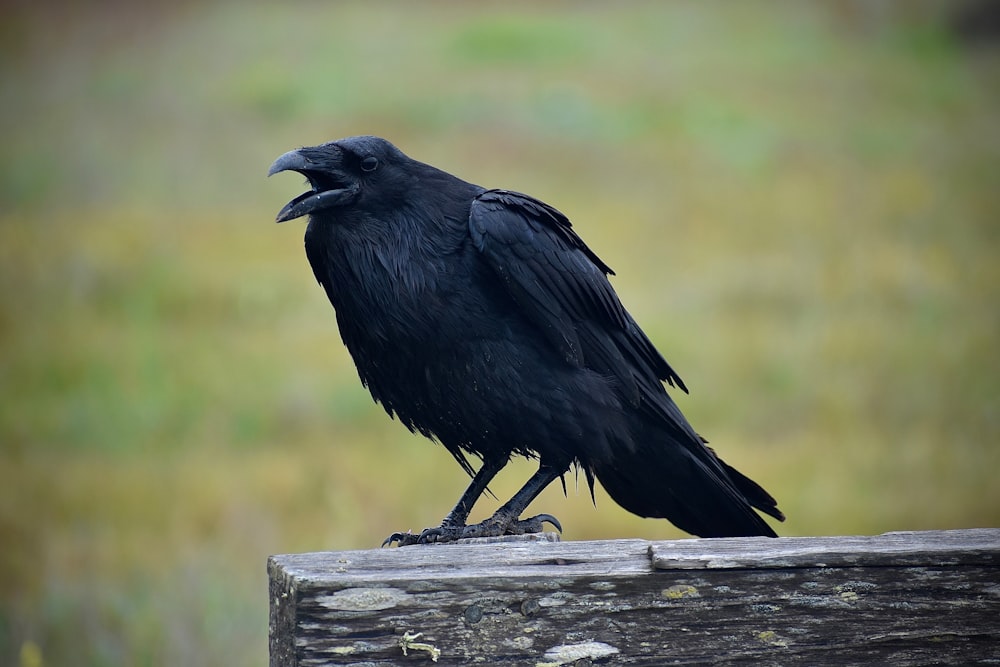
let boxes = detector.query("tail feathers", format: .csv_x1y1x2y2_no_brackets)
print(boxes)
716,456,785,522
594,442,782,538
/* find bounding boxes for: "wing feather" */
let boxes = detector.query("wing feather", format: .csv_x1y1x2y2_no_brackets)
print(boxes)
469,189,689,428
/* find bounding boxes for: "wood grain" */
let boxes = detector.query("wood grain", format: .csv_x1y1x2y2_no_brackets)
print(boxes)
269,528,1000,665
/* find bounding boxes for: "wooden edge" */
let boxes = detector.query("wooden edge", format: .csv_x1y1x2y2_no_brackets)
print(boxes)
648,528,1000,570
267,528,1000,586
267,555,298,666
270,537,653,585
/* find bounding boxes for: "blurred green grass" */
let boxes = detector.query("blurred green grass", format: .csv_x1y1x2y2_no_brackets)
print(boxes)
1,2,998,665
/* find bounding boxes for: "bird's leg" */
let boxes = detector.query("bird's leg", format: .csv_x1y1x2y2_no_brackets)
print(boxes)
382,461,569,546
382,455,506,547
383,461,567,546
438,456,505,530
456,463,566,540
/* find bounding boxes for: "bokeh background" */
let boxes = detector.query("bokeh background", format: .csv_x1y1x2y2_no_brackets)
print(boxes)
1,1,997,665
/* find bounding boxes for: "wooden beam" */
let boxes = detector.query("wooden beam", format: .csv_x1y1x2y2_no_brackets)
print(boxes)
269,528,999,665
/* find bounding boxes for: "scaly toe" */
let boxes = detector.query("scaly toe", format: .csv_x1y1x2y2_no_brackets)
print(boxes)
508,513,562,535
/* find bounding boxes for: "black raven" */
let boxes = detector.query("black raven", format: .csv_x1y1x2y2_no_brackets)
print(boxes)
269,136,784,545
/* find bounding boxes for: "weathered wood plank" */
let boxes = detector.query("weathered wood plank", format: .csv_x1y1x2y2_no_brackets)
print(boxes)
269,528,1000,666
649,528,1000,569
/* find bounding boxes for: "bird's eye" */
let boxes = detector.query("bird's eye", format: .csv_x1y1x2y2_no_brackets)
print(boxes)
361,156,379,172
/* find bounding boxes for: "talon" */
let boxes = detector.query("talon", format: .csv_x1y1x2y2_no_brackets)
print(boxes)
382,531,418,547
418,527,445,543
383,511,560,546
506,513,562,535
534,513,562,533
383,522,470,547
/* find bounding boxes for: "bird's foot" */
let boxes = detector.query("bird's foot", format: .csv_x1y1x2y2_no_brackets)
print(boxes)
382,513,561,547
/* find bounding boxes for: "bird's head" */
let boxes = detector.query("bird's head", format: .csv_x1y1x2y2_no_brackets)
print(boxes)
268,135,409,223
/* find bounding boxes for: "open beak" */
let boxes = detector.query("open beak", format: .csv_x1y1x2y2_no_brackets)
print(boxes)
268,148,360,223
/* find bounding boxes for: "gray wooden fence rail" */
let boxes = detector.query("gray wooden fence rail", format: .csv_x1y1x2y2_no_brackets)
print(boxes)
268,528,999,666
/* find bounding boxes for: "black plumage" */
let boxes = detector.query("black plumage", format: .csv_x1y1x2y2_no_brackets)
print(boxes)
269,135,784,545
